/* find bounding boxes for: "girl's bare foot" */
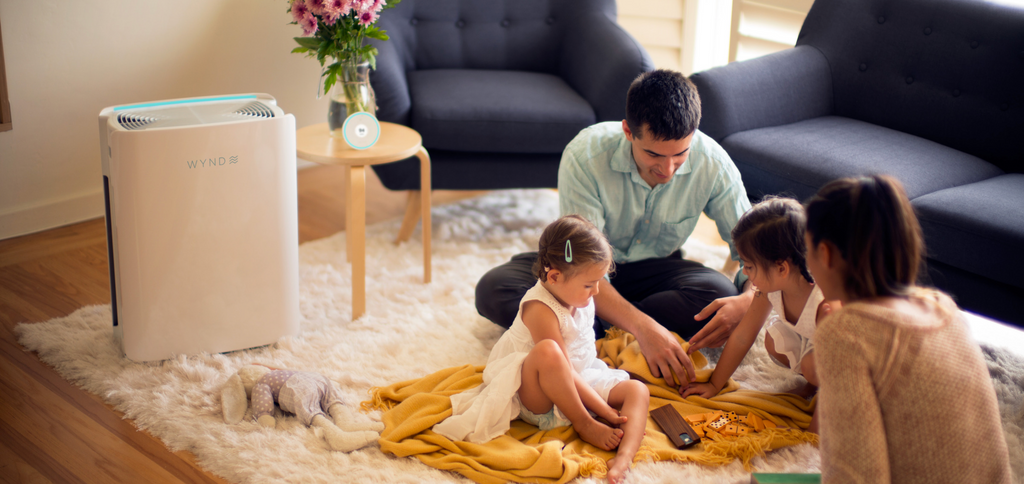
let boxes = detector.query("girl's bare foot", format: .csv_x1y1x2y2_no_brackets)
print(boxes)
577,419,624,451
606,455,631,484
595,408,628,428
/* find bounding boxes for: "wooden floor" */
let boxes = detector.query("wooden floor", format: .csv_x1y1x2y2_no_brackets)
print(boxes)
0,165,484,484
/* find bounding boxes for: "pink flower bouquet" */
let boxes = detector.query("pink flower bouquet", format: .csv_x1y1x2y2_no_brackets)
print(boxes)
288,0,399,96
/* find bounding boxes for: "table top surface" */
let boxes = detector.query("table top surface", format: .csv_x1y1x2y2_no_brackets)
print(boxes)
296,122,423,166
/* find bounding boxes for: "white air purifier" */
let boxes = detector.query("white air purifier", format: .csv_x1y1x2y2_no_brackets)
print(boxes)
99,93,300,361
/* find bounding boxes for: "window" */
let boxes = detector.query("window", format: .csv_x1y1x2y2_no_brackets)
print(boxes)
728,0,812,63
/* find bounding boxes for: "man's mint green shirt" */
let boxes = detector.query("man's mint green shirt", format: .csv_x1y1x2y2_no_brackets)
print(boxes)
558,122,751,264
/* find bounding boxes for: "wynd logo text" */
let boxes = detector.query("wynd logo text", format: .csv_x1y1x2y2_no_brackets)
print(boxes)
187,156,239,169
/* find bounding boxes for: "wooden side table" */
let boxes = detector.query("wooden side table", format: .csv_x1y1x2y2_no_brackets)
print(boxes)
296,122,431,320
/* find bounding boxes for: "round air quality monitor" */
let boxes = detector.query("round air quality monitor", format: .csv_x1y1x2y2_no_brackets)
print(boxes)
341,112,380,150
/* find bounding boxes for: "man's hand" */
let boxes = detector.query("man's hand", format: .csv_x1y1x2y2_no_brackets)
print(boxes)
687,291,754,354
593,280,696,387
634,320,695,388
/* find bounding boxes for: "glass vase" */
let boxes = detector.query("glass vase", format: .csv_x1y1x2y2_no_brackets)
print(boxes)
327,61,376,139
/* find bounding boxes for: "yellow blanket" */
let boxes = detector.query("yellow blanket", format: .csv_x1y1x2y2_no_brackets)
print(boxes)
363,329,817,483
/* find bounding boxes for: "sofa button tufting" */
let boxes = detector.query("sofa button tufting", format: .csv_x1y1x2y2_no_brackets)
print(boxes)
410,18,418,26
456,19,465,28
877,16,885,24
906,76,914,84
971,40,979,48
953,89,961,97
859,63,868,71
924,27,932,35
501,19,510,27
546,16,555,25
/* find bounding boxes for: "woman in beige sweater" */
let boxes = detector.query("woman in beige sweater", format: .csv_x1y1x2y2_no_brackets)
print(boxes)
803,175,1011,484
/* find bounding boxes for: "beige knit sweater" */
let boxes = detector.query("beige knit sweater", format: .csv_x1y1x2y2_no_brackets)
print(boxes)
815,290,1011,484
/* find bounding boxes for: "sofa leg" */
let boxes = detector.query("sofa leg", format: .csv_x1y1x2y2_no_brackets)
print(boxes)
395,190,421,244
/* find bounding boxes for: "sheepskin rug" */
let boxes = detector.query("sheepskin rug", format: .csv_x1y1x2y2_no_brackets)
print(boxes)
17,189,1024,483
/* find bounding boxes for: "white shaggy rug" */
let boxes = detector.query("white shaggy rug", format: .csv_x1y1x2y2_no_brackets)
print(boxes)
17,189,1024,484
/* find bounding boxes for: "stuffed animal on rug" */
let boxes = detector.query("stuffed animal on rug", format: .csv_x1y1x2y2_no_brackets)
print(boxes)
221,364,383,452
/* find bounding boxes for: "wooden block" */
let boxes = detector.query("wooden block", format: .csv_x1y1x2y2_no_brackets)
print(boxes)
745,412,765,431
726,411,739,422
706,416,729,430
763,420,778,429
684,413,706,425
650,405,701,449
722,424,740,436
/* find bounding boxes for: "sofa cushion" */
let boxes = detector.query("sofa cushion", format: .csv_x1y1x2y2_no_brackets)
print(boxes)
796,0,1024,173
408,69,595,154
722,116,1004,201
912,174,1024,289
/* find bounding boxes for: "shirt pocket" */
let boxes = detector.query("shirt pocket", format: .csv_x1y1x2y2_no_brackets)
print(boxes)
656,215,701,256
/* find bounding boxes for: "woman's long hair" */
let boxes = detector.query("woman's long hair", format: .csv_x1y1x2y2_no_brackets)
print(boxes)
804,175,925,299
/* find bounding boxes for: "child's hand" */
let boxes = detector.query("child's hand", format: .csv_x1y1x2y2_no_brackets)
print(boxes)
680,381,720,399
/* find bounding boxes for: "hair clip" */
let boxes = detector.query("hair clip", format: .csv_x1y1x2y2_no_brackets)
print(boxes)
565,240,573,263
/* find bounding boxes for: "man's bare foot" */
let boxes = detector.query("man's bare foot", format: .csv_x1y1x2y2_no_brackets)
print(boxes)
606,455,631,484
577,419,624,451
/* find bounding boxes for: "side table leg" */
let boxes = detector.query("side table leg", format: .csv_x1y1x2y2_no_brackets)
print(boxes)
349,165,366,320
343,165,352,263
416,147,432,284
395,190,421,244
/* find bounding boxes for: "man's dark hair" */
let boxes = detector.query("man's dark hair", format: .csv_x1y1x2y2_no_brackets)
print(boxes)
625,69,701,141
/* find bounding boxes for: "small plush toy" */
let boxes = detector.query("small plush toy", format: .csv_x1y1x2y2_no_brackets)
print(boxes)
221,364,383,452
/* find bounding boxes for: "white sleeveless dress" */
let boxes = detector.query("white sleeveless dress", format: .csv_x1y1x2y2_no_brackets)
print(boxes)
432,280,629,443
765,284,823,375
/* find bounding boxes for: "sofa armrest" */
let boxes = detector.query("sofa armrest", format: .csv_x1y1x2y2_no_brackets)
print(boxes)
689,45,833,142
369,35,412,126
559,11,654,122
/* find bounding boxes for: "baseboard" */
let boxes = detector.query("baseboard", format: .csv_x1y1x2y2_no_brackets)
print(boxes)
0,190,105,240
2,164,315,241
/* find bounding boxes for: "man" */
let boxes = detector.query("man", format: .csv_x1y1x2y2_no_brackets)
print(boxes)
476,70,753,388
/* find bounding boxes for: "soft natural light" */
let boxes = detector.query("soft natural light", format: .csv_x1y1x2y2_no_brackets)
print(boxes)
986,0,1024,8
737,11,801,46
964,311,1024,358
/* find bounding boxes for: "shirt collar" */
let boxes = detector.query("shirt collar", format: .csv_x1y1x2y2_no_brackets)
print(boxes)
610,133,694,183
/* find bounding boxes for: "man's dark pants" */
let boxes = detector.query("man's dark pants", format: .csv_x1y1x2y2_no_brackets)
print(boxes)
475,251,739,339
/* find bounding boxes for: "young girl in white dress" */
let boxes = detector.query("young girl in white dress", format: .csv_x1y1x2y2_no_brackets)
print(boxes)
433,215,650,484
682,197,837,432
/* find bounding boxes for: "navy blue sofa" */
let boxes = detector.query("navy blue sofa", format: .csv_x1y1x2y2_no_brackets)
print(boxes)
691,0,1024,326
367,0,653,191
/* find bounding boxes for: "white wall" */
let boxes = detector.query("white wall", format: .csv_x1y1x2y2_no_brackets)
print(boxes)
0,0,332,239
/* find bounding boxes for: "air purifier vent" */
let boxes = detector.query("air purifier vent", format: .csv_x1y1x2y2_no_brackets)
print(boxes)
108,95,283,131
117,113,159,130
234,102,276,119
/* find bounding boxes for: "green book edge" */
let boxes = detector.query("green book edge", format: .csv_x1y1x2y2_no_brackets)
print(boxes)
750,473,821,484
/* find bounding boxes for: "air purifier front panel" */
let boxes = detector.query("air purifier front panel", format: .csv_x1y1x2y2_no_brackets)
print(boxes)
103,96,299,361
